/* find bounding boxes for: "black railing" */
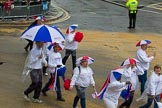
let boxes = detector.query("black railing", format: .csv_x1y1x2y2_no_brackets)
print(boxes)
0,2,50,19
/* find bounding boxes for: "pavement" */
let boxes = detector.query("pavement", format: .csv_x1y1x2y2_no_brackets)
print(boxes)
0,1,70,27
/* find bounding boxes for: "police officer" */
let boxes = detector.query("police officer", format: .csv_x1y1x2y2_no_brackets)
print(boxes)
126,0,138,29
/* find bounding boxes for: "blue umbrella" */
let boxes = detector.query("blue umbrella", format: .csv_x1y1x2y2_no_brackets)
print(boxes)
21,25,65,42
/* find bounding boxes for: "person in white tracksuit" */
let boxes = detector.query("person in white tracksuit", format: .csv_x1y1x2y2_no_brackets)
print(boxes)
139,65,162,108
103,69,131,108
136,41,156,94
62,24,79,70
70,57,96,108
119,61,144,108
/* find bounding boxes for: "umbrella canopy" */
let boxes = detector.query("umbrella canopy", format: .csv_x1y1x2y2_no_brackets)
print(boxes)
136,40,151,47
66,24,78,34
76,56,94,65
21,25,65,42
121,58,138,66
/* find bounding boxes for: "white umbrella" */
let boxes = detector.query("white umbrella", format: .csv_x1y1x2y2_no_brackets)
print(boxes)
21,25,65,42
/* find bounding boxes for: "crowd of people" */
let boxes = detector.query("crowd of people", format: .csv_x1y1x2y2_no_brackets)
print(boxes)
21,6,162,107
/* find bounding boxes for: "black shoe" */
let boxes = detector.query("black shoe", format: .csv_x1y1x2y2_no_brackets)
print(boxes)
57,98,65,102
132,27,135,29
42,91,47,96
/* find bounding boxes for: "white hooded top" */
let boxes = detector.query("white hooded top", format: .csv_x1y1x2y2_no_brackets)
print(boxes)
70,66,95,87
48,51,63,73
26,46,47,69
147,71,162,95
121,64,144,90
103,70,127,104
65,33,78,50
136,48,154,71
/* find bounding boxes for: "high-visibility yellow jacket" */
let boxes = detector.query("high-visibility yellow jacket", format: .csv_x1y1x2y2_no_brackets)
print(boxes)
126,0,138,13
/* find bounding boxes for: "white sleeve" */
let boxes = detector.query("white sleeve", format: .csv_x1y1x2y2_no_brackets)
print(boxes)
109,82,127,91
137,50,154,63
70,67,80,87
135,62,144,75
149,74,156,95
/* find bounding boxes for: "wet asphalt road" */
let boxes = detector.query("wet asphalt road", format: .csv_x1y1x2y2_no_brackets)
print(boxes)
54,0,162,34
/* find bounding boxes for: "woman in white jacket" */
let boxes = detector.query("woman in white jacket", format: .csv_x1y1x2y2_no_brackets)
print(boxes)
103,69,131,108
70,56,95,108
119,61,144,108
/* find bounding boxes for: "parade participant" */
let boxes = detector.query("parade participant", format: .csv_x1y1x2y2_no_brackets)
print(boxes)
135,40,156,94
103,68,131,108
23,41,47,103
24,16,45,52
139,65,162,108
70,56,95,108
41,43,66,101
119,58,144,108
62,24,82,70
126,0,138,29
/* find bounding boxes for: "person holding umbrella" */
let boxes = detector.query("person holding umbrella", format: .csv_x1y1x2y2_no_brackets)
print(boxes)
23,41,47,103
24,16,45,52
70,56,96,108
41,42,66,101
135,40,156,95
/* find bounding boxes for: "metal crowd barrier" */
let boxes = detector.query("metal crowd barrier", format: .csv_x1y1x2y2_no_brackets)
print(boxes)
0,2,50,19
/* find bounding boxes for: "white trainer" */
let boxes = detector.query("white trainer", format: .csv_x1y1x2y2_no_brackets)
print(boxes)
32,98,43,103
23,94,30,101
44,73,48,76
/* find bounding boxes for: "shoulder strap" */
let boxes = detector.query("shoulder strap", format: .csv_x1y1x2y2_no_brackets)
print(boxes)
78,66,81,74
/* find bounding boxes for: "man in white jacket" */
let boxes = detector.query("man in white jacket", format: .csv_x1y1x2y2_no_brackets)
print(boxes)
23,41,47,103
136,40,156,94
139,65,162,108
70,57,95,108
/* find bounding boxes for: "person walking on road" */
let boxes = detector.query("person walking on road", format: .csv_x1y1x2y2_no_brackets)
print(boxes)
62,24,79,70
24,16,45,52
139,65,162,108
42,43,66,101
135,40,156,95
70,56,96,108
23,41,47,103
126,0,138,29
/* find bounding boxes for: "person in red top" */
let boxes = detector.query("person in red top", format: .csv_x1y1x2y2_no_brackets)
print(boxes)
4,0,13,15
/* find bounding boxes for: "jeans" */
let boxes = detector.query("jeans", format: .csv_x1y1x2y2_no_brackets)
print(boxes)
24,69,42,99
73,86,86,108
138,70,147,94
139,95,160,108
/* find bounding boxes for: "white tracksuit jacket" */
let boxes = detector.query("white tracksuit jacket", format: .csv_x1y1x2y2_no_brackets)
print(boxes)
70,66,95,88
